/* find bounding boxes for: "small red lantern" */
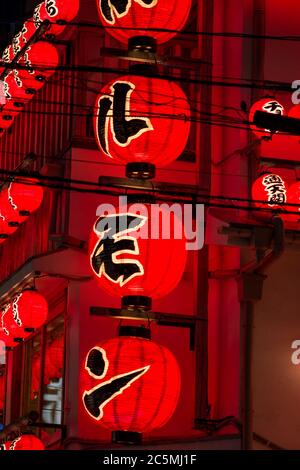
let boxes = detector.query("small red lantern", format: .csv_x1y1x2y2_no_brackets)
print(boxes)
94,75,191,177
252,173,288,213
96,0,192,45
89,203,187,309
249,98,284,139
3,72,34,111
1,179,44,222
11,289,48,332
35,0,80,37
9,435,45,450
81,327,181,443
18,41,59,89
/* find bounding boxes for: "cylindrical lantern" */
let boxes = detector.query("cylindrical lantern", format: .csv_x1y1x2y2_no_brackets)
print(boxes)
9,435,45,450
81,327,181,443
96,0,192,45
94,75,191,178
89,202,187,309
252,173,288,214
34,0,80,37
18,41,59,89
249,97,284,139
11,289,48,332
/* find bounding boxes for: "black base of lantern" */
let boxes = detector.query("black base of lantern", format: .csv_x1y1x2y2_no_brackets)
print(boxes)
112,430,142,445
24,327,35,333
8,221,19,227
122,296,152,311
14,338,24,343
19,210,30,217
119,325,151,340
126,162,155,180
128,36,157,54
0,234,9,239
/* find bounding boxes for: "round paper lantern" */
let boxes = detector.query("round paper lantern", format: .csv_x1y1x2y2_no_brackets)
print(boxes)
11,290,48,332
94,75,191,177
18,41,59,89
34,0,80,37
249,97,284,139
89,203,187,308
96,0,192,45
1,179,44,222
9,435,45,450
252,173,288,214
81,329,181,442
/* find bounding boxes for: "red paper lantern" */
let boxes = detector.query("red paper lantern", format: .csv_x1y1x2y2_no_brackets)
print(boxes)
11,290,48,332
3,72,34,111
94,75,191,176
252,173,288,213
249,98,284,138
9,435,45,450
34,0,80,37
96,0,192,45
81,330,181,441
89,203,187,307
1,179,44,222
18,41,59,89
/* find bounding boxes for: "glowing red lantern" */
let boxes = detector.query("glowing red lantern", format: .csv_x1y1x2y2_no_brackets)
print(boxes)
252,173,288,215
96,0,192,45
94,75,191,177
81,328,181,442
1,179,44,222
11,289,48,332
18,41,59,89
3,72,34,112
9,435,45,450
249,98,284,139
89,203,187,309
34,0,80,37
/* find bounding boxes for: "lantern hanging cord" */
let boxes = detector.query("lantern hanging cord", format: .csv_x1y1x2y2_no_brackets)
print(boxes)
5,17,300,43
0,167,298,217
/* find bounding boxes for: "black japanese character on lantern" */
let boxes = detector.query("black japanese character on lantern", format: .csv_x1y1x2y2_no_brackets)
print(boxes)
46,0,59,17
263,174,287,206
96,81,153,157
262,101,284,115
83,346,149,420
100,0,157,24
91,213,147,286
